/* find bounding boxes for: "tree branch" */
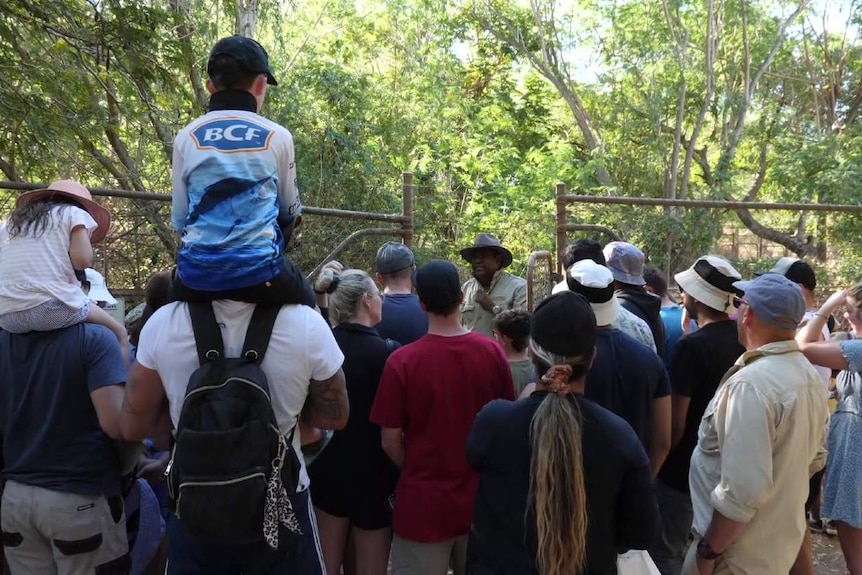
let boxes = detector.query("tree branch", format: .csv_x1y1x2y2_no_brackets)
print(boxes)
716,0,810,177
681,0,716,198
0,156,21,182
472,0,612,186
170,0,208,112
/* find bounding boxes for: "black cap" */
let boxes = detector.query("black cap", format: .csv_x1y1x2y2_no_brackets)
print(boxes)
413,260,461,313
208,35,278,86
376,242,415,274
531,292,597,357
760,257,817,292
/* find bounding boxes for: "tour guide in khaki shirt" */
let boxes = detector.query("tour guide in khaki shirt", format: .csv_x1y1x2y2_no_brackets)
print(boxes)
685,273,829,575
459,234,527,338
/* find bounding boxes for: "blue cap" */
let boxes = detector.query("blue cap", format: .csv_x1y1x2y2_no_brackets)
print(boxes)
733,273,806,331
603,242,646,286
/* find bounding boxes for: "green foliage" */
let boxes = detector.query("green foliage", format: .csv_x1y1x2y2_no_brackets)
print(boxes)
0,0,860,291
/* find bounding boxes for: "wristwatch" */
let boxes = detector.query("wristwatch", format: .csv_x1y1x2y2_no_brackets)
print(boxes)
696,538,722,560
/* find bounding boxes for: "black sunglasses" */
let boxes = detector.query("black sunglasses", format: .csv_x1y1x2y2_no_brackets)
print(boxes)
732,295,749,309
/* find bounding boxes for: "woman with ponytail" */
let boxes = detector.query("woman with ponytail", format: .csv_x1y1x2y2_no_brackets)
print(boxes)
466,291,659,574
309,268,399,575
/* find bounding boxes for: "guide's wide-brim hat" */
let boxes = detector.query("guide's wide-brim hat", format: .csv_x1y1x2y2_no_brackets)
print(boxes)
16,180,111,244
459,233,514,268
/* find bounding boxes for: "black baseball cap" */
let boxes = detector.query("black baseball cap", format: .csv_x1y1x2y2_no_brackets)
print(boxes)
757,257,817,292
208,35,278,86
413,260,461,313
531,291,597,357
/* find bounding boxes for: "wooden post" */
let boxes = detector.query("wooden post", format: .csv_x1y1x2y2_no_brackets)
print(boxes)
401,172,414,247
555,182,568,274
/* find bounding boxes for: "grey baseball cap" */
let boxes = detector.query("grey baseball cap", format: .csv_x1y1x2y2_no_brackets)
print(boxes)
602,241,646,286
733,273,806,331
376,242,415,274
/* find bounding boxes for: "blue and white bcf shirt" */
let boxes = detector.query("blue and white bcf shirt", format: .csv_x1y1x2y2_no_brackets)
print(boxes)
172,110,301,291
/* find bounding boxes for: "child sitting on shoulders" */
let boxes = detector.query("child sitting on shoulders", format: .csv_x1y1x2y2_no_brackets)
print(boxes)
0,180,129,362
171,35,314,306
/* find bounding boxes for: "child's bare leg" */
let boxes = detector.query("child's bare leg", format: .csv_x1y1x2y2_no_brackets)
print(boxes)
87,304,130,365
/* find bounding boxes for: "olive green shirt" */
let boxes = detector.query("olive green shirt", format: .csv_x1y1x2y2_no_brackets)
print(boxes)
461,270,527,338
508,359,535,396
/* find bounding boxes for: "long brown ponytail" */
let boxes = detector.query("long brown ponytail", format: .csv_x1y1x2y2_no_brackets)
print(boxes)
528,340,590,575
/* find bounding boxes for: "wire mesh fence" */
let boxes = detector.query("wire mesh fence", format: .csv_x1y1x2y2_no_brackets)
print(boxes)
4,175,862,316
0,176,414,306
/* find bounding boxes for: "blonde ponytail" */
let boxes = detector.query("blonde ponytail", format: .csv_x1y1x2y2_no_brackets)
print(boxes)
528,341,589,575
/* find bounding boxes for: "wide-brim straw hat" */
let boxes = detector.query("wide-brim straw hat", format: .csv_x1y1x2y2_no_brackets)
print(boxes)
459,233,514,268
16,180,111,244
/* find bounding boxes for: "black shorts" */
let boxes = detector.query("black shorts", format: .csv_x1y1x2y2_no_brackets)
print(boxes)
806,468,826,513
172,257,315,307
309,465,394,531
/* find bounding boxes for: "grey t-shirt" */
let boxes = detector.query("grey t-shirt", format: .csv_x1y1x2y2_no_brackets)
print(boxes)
508,359,535,396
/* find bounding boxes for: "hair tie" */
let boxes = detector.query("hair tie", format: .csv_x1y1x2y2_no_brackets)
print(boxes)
326,275,340,294
541,364,574,396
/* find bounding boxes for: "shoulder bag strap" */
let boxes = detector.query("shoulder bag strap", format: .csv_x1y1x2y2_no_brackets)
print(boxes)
241,305,281,364
385,338,398,354
188,301,224,366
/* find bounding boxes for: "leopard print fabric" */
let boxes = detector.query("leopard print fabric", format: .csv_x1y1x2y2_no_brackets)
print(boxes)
263,456,302,549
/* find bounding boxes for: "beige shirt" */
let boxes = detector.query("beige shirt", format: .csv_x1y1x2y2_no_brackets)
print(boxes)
461,270,527,338
689,340,829,575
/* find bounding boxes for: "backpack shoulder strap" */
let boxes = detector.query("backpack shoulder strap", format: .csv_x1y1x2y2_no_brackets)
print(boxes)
241,305,281,364
384,338,398,354
189,302,224,365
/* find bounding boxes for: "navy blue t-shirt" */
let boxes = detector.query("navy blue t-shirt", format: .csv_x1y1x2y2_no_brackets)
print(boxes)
375,293,428,345
466,392,659,574
585,328,670,449
0,324,127,497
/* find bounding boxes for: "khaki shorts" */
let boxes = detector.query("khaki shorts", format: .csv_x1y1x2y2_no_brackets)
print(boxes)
1,481,129,575
390,533,468,575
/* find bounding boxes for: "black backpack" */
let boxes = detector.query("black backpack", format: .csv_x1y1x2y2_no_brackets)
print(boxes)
166,302,299,545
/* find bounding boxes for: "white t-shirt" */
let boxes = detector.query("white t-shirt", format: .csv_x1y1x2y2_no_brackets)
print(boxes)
0,205,96,313
802,310,833,390
135,300,344,490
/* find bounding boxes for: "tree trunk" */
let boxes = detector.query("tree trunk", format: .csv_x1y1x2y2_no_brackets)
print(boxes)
237,0,258,38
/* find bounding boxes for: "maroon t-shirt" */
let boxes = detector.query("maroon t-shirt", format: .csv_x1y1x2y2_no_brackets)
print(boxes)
370,332,516,542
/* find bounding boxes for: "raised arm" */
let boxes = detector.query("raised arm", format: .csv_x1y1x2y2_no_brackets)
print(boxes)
797,289,851,370
303,368,349,430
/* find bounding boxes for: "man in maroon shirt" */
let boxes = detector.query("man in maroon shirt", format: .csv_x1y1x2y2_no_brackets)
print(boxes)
370,260,516,575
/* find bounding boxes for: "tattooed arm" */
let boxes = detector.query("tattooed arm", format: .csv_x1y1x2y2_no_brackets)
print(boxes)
303,368,349,430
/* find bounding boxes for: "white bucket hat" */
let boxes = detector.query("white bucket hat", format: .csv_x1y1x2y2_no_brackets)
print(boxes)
564,260,620,326
674,256,741,313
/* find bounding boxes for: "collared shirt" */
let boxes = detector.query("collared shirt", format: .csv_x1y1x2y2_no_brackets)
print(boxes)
461,270,527,338
689,340,829,575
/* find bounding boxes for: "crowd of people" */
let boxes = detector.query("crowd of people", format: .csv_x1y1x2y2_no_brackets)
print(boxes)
0,33,860,575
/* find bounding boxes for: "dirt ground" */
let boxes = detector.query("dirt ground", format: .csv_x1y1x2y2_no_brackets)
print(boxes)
813,531,846,574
